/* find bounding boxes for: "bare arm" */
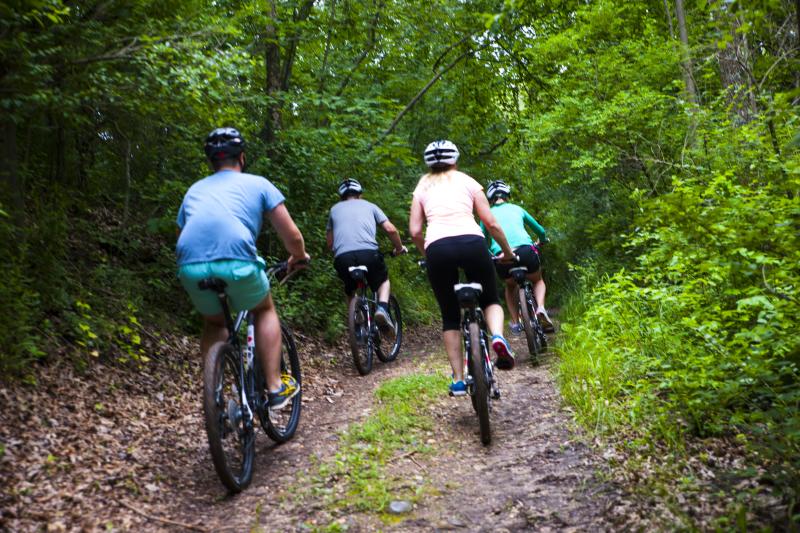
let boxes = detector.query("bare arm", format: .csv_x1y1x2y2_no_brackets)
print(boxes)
409,196,426,256
267,204,310,269
326,230,333,251
380,220,406,254
474,193,514,260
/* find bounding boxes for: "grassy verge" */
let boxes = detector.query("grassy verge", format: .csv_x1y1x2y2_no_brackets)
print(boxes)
296,361,449,530
556,281,798,530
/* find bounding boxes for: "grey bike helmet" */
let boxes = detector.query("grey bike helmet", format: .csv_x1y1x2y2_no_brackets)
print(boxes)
487,180,511,203
338,178,363,198
423,140,460,168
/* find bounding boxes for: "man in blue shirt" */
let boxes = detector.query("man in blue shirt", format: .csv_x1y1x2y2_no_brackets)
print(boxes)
176,127,310,409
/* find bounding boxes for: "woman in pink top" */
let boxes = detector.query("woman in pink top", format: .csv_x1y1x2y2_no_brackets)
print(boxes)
409,140,517,397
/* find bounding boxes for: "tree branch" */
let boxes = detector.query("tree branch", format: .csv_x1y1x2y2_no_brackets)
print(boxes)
369,41,492,151
70,31,208,65
336,0,385,96
478,137,508,156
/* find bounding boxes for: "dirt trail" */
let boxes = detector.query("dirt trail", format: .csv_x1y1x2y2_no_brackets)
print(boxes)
0,327,622,532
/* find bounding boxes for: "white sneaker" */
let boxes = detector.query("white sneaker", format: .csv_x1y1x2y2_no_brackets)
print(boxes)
374,306,394,331
536,308,554,333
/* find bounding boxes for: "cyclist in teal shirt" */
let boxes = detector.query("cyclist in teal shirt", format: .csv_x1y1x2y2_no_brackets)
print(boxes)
480,180,554,332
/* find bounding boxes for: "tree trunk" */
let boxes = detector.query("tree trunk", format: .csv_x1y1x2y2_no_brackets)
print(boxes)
675,0,697,104
123,137,132,222
662,0,675,39
317,0,336,94
0,118,22,218
261,0,315,160
262,0,282,152
717,11,757,123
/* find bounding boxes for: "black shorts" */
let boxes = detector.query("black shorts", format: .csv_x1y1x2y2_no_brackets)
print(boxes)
494,244,541,279
333,249,388,296
425,235,500,331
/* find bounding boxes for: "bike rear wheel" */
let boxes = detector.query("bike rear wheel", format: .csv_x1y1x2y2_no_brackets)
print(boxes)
518,286,542,362
348,296,373,375
468,322,491,446
376,294,402,362
203,341,255,493
261,323,303,442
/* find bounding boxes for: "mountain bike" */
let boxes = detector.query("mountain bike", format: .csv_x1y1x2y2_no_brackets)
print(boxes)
418,259,500,445
347,253,403,376
509,258,548,363
455,281,501,446
200,261,303,493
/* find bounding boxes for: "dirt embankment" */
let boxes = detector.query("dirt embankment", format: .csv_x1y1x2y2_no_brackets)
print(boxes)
1,327,625,532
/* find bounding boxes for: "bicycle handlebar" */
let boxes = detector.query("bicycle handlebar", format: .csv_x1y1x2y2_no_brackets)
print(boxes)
266,259,310,285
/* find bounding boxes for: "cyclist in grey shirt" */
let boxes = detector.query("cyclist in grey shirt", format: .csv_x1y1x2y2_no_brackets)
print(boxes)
327,179,407,329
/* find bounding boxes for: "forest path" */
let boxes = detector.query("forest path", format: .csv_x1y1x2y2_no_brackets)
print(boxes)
0,326,622,532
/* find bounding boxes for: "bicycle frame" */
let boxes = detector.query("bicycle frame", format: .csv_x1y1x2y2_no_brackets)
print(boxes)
455,285,498,399
206,285,256,427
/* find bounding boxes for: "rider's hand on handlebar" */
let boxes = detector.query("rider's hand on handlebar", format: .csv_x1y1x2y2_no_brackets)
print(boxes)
495,250,518,265
392,245,409,257
287,252,311,273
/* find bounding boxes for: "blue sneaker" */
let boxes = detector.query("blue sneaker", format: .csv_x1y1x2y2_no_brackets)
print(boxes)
267,374,300,410
449,380,467,397
509,322,523,336
491,335,515,370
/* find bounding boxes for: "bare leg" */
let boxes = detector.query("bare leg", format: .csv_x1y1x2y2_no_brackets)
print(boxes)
251,294,283,392
200,314,227,357
529,271,546,310
443,330,464,381
377,278,390,304
504,279,519,323
484,303,505,337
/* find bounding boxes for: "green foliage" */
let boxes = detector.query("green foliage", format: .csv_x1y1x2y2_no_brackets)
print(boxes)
0,0,798,519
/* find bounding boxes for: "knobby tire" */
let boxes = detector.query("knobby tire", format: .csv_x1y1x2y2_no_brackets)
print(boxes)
468,322,491,446
348,296,373,375
518,286,541,362
203,341,255,493
262,323,302,442
376,294,402,363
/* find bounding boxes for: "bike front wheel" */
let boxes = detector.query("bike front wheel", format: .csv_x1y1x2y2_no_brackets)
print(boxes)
376,294,402,363
203,341,255,493
262,323,302,443
518,286,542,362
348,296,373,375
468,322,491,446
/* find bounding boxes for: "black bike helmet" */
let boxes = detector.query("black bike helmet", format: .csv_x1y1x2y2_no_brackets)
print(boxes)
204,127,245,160
338,178,363,199
487,180,511,203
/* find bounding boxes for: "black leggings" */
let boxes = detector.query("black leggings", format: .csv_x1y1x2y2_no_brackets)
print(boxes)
425,235,500,331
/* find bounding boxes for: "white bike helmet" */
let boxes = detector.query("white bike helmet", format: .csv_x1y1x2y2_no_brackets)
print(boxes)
423,140,460,167
487,180,511,202
338,178,363,198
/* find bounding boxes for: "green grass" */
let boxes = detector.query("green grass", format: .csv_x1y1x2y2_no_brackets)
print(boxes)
297,361,449,526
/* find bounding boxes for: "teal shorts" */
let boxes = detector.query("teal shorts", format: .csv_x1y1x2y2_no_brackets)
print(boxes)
178,258,270,316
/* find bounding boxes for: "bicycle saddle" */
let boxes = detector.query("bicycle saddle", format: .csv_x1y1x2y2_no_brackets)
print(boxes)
198,278,227,292
454,282,483,306
348,265,368,281
509,266,529,283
